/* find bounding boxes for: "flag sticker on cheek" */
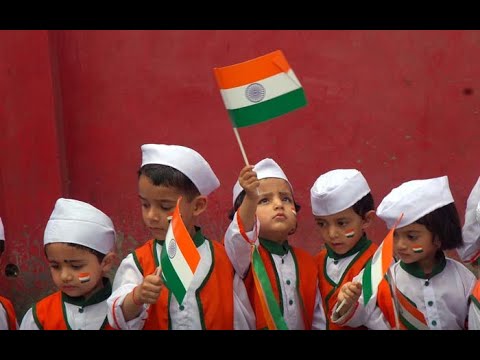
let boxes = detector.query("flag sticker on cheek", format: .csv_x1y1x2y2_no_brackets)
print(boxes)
345,229,355,238
78,273,91,283
412,247,424,253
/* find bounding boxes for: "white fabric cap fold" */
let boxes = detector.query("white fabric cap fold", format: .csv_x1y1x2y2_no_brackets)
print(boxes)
0,217,4,241
377,176,454,229
458,176,480,262
310,169,370,216
141,144,220,196
232,158,291,205
44,198,116,254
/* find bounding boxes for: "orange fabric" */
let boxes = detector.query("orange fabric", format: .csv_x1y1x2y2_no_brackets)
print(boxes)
377,278,401,329
315,243,377,330
0,296,17,330
34,291,114,330
472,280,480,302
244,245,317,330
214,50,291,89
135,239,234,330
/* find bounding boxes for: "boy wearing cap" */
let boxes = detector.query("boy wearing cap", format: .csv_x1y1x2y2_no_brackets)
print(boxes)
334,176,476,330
107,144,253,330
457,177,480,330
0,217,18,330
225,158,326,330
310,169,378,330
20,198,117,330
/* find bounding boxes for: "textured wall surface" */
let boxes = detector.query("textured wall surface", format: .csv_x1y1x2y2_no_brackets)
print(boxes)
1,30,480,318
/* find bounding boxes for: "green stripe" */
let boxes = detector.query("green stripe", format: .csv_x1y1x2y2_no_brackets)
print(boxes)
160,248,187,305
252,246,288,330
399,312,418,330
362,259,373,305
228,88,306,128
32,304,43,330
470,294,480,310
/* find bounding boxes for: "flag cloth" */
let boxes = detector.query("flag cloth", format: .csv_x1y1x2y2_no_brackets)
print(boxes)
251,245,289,330
160,197,201,304
362,214,403,306
214,50,307,128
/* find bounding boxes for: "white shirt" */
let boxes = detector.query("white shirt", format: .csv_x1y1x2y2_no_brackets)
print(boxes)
224,211,326,330
107,239,254,330
469,282,480,330
332,257,476,330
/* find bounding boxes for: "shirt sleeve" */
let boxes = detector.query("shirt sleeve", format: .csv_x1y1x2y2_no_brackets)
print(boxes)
233,273,255,330
19,308,40,330
107,254,149,330
224,211,259,278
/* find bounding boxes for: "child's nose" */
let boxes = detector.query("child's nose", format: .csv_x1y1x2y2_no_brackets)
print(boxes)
61,270,73,282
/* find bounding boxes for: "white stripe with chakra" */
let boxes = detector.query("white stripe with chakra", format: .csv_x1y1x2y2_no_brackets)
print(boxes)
220,70,301,110
369,242,385,294
164,223,195,291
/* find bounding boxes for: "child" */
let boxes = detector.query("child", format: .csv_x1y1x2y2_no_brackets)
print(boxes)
0,217,18,330
457,176,480,330
20,198,117,330
107,144,253,330
310,169,378,330
224,158,326,330
333,176,477,330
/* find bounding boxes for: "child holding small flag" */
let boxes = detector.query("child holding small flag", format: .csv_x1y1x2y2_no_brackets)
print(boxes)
0,217,18,330
224,158,326,330
310,169,379,330
107,144,253,330
332,176,476,330
457,176,480,330
20,198,117,330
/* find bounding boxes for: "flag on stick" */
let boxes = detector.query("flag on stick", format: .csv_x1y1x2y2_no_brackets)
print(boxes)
160,197,201,304
214,50,307,128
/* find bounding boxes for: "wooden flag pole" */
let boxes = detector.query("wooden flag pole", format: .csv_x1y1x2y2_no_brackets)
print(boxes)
233,127,250,166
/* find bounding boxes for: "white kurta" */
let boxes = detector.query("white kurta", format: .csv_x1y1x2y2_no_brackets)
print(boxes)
469,282,480,330
0,303,12,330
107,239,254,330
20,299,109,330
332,257,476,330
224,211,326,330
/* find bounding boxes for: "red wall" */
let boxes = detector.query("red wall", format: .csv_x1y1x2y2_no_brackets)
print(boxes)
2,30,480,318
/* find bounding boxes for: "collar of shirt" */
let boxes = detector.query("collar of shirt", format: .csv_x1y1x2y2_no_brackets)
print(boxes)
259,237,290,256
62,277,112,307
325,234,371,260
400,251,447,279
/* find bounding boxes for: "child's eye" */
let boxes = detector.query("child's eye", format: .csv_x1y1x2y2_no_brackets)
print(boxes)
71,265,83,270
258,198,269,205
407,234,418,241
338,221,348,227
316,221,326,228
141,202,150,209
161,206,174,211
282,196,292,203
49,264,59,270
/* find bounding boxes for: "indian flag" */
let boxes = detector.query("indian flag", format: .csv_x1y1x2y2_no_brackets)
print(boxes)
160,197,201,304
214,50,307,128
78,273,90,283
363,213,403,306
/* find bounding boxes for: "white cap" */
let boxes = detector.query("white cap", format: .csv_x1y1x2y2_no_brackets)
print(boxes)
44,198,116,254
458,176,480,262
0,217,4,241
310,169,371,216
377,176,454,229
141,144,220,196
232,158,291,205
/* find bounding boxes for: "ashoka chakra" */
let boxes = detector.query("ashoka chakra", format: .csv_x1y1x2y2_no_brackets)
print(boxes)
167,239,177,259
245,83,266,103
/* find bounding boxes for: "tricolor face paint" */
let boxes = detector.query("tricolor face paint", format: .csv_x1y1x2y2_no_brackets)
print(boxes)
345,229,355,239
412,247,424,254
78,272,91,283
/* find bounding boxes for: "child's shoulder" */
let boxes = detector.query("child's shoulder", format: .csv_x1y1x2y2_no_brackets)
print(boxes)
445,256,477,280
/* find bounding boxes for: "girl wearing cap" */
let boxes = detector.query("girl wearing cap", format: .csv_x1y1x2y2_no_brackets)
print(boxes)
19,198,117,330
310,169,380,330
224,158,326,330
457,176,480,330
0,217,18,330
333,176,476,330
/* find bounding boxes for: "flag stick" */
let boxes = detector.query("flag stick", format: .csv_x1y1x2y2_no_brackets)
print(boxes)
233,127,250,166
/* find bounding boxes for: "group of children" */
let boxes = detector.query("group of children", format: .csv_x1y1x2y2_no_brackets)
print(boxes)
1,143,479,330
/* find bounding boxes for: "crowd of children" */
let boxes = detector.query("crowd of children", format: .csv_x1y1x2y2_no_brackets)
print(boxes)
1,143,479,330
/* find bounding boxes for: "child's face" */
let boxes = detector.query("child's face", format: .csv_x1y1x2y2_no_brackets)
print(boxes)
255,178,297,243
393,223,440,266
46,243,109,299
314,207,369,255
138,175,199,240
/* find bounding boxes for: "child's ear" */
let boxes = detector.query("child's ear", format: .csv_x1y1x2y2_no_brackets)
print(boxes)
192,195,208,217
361,210,376,229
101,252,117,275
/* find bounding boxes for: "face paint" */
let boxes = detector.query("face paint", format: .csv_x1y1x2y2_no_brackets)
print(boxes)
78,272,91,283
412,247,424,253
345,229,355,238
